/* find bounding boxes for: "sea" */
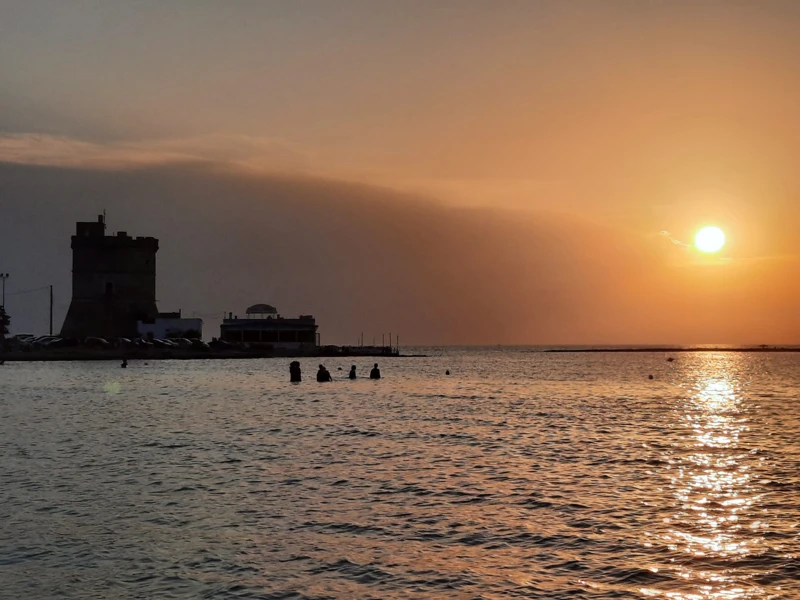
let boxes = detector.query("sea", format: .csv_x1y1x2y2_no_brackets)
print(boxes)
2,348,800,599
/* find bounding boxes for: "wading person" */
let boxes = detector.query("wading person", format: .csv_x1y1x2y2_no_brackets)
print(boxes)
317,364,332,382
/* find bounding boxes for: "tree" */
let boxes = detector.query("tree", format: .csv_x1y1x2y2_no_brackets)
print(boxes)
0,306,9,352
0,306,9,336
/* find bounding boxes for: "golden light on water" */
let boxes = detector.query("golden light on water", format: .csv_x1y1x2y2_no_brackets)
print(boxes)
695,227,726,254
642,355,769,600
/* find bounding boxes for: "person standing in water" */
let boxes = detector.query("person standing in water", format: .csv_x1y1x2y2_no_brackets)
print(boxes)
370,363,381,379
289,361,302,382
349,365,357,379
317,364,332,382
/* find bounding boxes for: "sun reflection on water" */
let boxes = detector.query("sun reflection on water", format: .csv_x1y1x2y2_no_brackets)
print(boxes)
643,354,768,599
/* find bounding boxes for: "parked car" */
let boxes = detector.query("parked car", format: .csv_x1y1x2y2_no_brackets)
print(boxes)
32,336,61,348
9,335,35,350
152,338,177,348
84,337,111,348
209,339,234,349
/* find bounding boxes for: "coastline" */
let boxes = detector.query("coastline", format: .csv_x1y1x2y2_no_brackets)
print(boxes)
1,344,797,361
0,345,401,362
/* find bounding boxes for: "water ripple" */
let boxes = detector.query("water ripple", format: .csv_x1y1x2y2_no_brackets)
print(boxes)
2,351,800,598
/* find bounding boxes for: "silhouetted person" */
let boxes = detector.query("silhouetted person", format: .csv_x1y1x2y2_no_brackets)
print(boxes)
317,364,332,382
290,361,302,382
349,365,357,379
370,363,381,379
121,358,128,368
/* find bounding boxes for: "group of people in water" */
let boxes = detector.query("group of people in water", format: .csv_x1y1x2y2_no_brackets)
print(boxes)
289,361,381,383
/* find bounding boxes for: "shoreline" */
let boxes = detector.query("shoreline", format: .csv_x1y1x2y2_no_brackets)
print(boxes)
0,347,404,362
1,345,798,361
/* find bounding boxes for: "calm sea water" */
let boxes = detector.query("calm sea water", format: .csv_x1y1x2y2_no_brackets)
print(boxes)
2,349,800,599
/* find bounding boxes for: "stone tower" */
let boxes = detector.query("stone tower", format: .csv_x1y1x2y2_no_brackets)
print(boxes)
60,215,159,339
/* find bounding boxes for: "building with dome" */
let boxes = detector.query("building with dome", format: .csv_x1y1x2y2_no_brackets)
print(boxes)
219,304,318,349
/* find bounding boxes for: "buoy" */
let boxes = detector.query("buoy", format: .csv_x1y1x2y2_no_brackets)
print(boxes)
648,374,654,380
445,370,450,375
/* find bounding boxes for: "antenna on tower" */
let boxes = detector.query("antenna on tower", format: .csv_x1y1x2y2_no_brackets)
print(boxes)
102,209,107,230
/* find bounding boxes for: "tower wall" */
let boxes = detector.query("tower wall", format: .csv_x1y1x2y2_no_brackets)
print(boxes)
60,216,159,339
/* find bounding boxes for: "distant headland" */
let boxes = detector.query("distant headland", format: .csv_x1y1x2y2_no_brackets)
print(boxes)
541,346,800,353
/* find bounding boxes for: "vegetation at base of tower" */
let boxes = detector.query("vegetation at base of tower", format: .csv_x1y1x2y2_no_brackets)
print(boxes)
0,306,9,336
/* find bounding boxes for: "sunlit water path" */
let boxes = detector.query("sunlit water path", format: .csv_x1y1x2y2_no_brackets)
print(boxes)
2,350,799,599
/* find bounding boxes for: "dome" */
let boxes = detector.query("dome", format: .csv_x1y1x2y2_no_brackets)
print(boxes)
246,303,278,315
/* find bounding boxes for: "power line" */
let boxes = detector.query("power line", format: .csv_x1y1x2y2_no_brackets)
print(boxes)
6,285,51,297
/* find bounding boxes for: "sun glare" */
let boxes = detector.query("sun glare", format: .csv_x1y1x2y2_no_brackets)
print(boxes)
695,226,726,254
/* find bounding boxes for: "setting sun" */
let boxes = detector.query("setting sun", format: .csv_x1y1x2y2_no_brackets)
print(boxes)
695,226,726,253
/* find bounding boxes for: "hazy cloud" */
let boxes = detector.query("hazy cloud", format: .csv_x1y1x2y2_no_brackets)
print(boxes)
3,160,799,345
659,231,690,247
0,133,314,173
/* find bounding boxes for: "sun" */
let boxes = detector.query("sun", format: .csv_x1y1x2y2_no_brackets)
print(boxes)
695,226,726,253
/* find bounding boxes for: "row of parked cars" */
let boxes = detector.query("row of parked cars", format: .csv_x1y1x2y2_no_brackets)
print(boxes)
10,334,230,351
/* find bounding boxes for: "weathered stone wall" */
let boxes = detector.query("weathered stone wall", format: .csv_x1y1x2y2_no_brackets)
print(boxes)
61,225,160,339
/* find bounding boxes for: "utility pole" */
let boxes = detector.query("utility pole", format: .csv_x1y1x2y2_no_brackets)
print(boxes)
0,273,8,307
49,285,53,335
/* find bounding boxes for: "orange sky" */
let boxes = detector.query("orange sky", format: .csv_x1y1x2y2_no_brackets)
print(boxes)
1,1,800,344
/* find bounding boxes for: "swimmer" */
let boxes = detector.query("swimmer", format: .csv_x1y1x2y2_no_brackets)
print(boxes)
370,363,381,380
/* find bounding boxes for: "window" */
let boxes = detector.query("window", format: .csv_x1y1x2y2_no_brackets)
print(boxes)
279,330,297,343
